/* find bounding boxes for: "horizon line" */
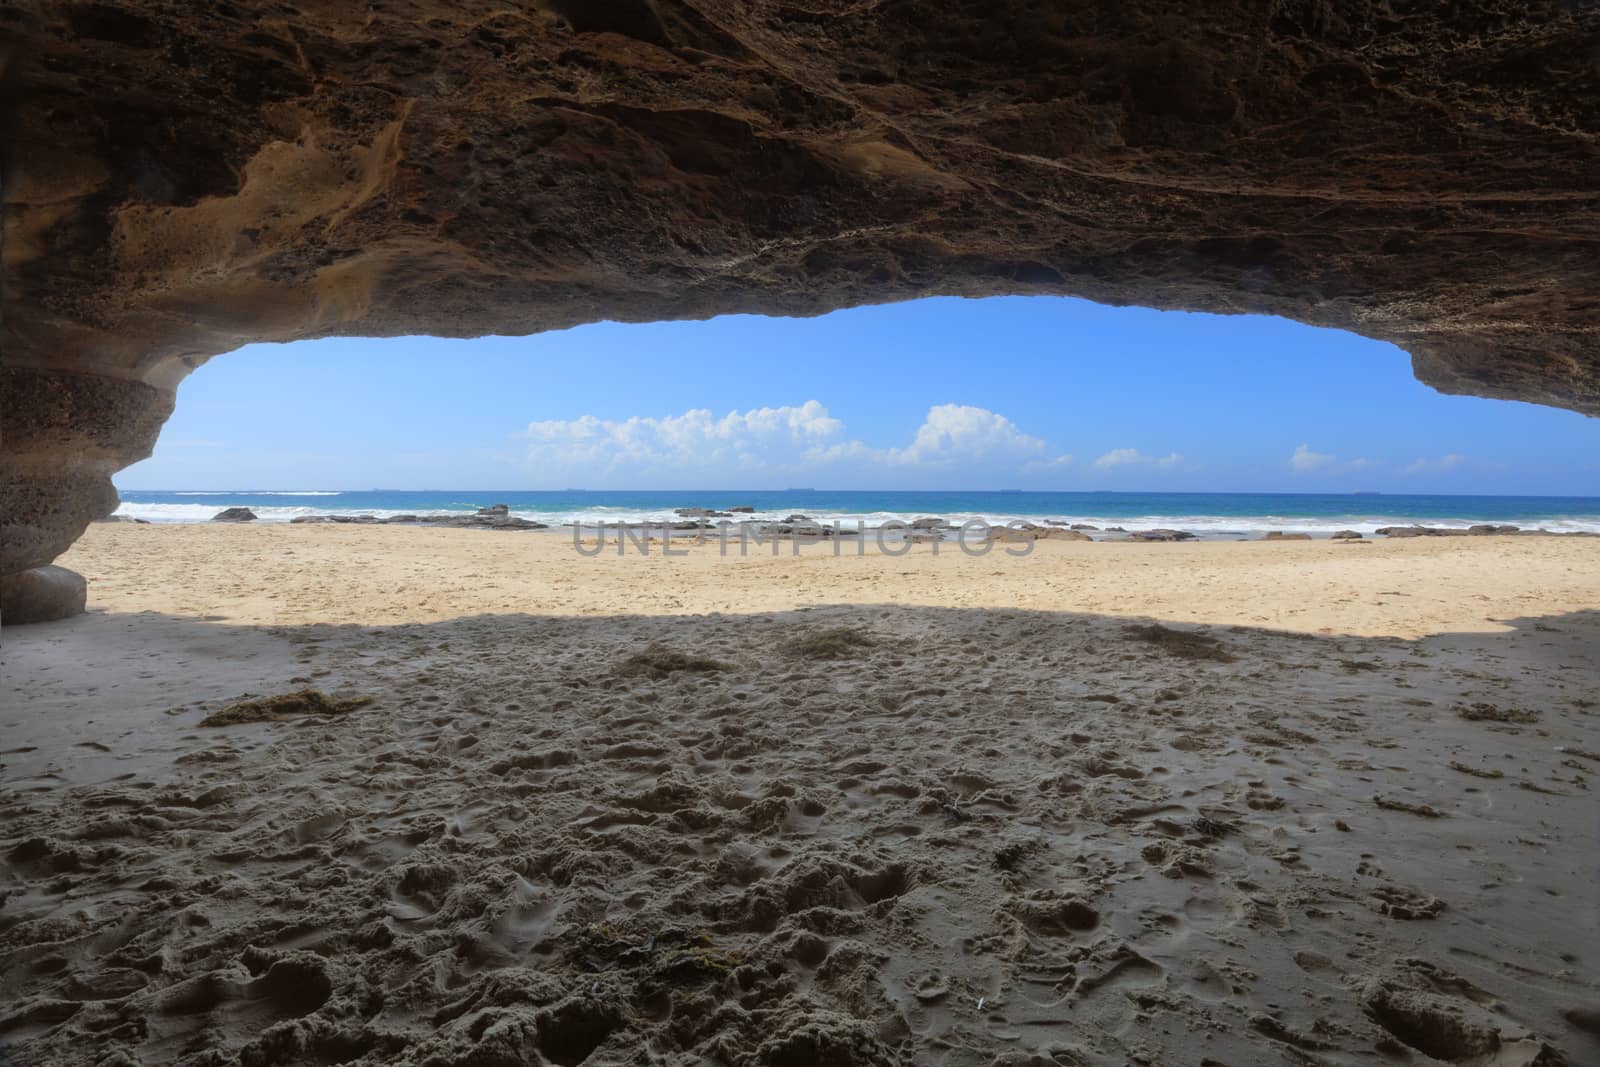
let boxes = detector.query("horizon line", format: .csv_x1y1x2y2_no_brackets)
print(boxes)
113,487,1600,500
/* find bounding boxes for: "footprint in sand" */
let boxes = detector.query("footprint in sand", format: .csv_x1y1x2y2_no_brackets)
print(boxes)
1359,960,1561,1065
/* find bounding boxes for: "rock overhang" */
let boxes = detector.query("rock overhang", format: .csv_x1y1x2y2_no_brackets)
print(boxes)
3,0,1598,593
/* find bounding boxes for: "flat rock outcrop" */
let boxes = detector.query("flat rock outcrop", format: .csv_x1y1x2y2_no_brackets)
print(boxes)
984,525,1093,543
6,3,1600,588
289,513,549,530
1128,529,1198,543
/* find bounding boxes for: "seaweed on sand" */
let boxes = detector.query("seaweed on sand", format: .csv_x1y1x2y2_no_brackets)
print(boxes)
200,689,373,726
1123,623,1237,663
616,647,730,680
1457,702,1539,724
783,627,876,660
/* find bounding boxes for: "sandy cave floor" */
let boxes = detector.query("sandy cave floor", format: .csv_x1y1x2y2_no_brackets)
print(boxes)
2,526,1598,1066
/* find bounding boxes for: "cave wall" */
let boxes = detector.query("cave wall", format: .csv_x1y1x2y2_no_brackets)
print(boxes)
5,0,1599,581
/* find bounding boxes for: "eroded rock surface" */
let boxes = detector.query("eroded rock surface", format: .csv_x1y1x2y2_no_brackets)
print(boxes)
5,2,1599,579
0,565,88,625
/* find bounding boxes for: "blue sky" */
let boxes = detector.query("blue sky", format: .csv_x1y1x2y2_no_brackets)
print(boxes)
117,296,1600,494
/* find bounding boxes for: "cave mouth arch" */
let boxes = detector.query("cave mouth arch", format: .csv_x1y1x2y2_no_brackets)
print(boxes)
106,296,1599,516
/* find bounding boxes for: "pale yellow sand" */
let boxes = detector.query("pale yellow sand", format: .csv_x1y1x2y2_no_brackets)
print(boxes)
2,525,1597,1066
50,522,1600,636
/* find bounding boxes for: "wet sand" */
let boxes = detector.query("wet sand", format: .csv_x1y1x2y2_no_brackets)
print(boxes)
2,524,1597,1065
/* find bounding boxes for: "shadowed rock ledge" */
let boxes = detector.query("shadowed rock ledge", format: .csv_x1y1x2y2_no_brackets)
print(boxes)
4,1,1599,593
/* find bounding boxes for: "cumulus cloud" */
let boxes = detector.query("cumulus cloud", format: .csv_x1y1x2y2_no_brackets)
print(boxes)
887,404,1053,466
524,401,843,475
522,401,1067,482
1289,444,1335,472
1094,448,1183,470
1404,454,1466,475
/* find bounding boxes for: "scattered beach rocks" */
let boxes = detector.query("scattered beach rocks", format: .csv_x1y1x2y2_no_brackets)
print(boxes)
981,523,1090,543
289,513,548,530
471,516,550,530
1332,530,1364,539
984,524,1047,542
1,565,88,625
291,514,376,524
675,507,732,518
210,507,257,522
1263,531,1313,540
983,525,1030,542
1128,528,1196,542
1375,523,1525,538
1070,523,1100,530
728,505,755,513
759,521,857,538
1035,527,1092,541
476,503,509,516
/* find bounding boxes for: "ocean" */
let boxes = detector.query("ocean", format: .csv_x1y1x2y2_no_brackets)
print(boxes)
111,489,1600,538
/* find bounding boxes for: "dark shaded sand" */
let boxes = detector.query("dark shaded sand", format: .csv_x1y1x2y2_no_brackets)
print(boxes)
4,601,1596,1065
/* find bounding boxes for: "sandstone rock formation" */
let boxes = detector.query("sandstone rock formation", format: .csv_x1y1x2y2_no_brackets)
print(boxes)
5,2,1600,595
0,564,88,625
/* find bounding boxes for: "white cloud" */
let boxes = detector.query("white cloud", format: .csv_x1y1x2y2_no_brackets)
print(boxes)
1290,447,1386,476
1094,448,1183,470
1290,444,1335,472
1404,454,1467,475
524,401,843,475
885,404,1051,466
1094,447,1141,469
1023,454,1074,474
522,401,1065,483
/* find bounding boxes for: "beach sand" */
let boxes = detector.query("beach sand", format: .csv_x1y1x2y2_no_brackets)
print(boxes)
3,524,1597,1065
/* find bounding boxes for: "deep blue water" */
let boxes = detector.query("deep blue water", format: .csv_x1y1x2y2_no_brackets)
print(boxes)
114,489,1600,536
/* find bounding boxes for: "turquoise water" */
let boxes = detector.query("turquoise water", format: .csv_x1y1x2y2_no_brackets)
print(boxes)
113,489,1600,537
